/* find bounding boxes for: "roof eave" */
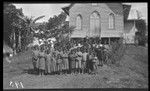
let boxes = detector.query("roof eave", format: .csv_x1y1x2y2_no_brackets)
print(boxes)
61,3,75,16
123,4,131,20
62,7,69,15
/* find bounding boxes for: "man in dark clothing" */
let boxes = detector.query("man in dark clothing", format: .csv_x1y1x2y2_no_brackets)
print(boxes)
94,46,103,66
68,50,74,74
86,50,95,74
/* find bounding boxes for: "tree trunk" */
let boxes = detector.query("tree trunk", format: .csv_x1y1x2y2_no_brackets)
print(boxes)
13,31,16,55
18,31,21,51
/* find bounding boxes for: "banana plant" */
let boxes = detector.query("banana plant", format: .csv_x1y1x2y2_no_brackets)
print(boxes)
17,14,45,32
16,14,45,49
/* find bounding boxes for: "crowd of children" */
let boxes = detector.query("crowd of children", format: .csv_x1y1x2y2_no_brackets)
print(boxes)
31,39,110,76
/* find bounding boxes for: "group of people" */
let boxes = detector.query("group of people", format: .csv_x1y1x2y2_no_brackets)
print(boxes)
31,39,111,76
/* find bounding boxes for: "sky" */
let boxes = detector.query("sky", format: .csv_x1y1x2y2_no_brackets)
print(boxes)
13,3,148,23
13,3,70,22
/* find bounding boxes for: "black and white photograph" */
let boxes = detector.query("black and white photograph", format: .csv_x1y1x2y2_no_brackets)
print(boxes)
3,2,148,89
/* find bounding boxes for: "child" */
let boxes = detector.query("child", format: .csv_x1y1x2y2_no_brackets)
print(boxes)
74,49,79,74
56,54,63,75
38,46,46,76
68,50,73,74
76,48,83,74
45,50,52,75
92,53,99,74
59,49,65,73
86,51,93,74
72,50,77,74
69,50,76,74
32,46,39,74
62,49,69,74
51,52,57,74
81,49,88,74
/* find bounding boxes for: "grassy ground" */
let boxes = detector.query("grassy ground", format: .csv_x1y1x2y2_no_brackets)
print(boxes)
3,45,148,89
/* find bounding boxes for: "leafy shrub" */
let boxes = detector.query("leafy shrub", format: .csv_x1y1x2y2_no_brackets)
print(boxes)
135,19,147,46
106,38,126,65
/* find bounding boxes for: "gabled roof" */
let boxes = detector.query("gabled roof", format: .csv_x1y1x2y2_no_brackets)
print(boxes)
62,3,131,18
106,3,123,15
62,3,74,15
123,4,131,21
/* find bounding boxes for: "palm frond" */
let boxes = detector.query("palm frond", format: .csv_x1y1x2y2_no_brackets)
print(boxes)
17,14,27,22
32,15,45,24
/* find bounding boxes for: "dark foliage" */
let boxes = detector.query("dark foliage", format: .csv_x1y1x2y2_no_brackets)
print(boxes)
135,19,147,46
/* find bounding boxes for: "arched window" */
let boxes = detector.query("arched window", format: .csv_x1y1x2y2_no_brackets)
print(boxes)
90,11,100,37
109,13,115,29
76,15,82,30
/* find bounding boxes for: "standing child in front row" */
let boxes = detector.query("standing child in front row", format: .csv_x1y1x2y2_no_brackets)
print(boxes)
45,50,52,75
62,49,69,74
56,54,63,75
92,52,99,74
38,46,46,76
32,46,39,74
81,49,88,74
76,48,83,74
71,50,77,74
51,52,57,74
68,50,76,75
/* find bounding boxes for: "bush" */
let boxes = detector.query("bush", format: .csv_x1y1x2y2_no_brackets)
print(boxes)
106,38,126,65
135,19,147,46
